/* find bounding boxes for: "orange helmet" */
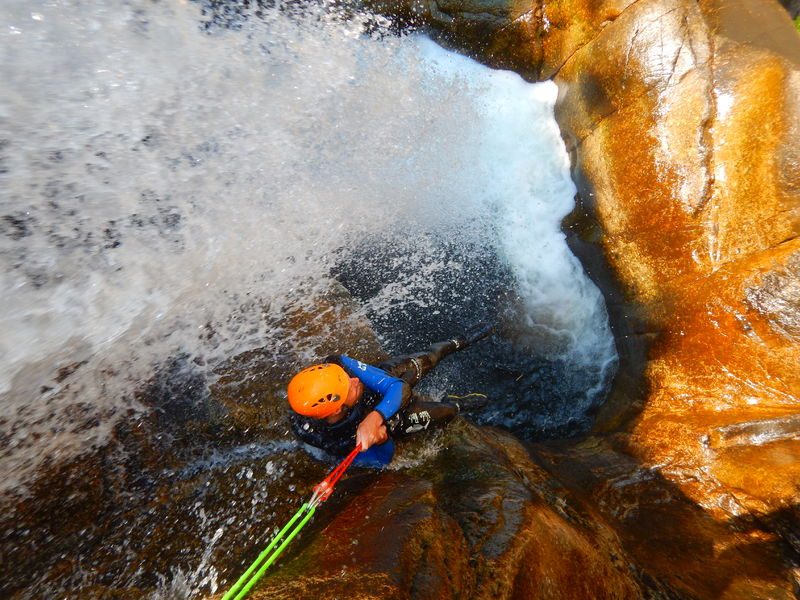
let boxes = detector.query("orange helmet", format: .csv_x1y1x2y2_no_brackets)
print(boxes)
287,363,350,419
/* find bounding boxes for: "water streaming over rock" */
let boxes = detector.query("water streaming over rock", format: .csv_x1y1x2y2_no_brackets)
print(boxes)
0,0,617,595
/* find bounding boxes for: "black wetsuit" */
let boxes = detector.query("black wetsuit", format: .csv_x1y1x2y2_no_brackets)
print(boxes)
290,338,470,467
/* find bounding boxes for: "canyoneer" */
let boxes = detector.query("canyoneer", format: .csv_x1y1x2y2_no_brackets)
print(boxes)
287,324,494,467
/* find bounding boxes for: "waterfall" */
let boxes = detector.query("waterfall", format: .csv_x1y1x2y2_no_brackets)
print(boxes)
0,0,616,495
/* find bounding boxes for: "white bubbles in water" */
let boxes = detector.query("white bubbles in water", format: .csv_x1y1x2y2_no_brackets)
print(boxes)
0,0,615,489
410,41,615,367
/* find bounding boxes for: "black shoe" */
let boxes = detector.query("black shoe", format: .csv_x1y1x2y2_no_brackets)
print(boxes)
453,322,494,349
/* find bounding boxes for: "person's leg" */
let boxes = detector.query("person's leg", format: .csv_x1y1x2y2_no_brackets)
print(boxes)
377,323,494,386
377,341,458,386
390,396,459,435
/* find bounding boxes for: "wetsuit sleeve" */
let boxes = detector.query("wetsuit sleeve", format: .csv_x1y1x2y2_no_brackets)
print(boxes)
336,355,410,422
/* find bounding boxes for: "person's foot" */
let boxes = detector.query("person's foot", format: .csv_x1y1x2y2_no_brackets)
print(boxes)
453,322,494,349
450,392,491,413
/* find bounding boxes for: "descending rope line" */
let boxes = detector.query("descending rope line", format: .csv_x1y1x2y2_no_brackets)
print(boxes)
221,444,362,600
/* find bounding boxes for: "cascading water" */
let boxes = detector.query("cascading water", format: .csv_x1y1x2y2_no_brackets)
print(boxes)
0,0,617,596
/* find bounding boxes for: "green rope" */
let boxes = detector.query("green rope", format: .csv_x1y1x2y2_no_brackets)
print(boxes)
222,502,316,600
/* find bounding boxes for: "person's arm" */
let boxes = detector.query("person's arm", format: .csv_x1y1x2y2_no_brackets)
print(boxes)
336,355,410,451
355,411,388,451
336,355,410,422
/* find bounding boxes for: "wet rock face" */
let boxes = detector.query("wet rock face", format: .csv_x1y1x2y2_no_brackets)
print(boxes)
447,0,800,488
363,0,546,79
240,425,796,599
548,0,800,592
0,284,384,597
546,0,800,520
779,0,800,20
366,0,800,596
533,436,800,599
179,2,800,596
746,251,800,340
245,423,647,599
7,1,799,598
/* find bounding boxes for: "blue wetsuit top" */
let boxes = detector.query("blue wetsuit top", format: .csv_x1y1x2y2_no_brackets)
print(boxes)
289,355,411,466
336,355,406,422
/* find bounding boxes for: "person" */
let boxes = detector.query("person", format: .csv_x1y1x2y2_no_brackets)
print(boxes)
287,324,494,467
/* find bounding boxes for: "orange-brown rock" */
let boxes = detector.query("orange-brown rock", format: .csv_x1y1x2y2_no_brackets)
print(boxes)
362,0,800,597
241,423,648,599
532,435,800,599
549,0,800,520
233,424,797,599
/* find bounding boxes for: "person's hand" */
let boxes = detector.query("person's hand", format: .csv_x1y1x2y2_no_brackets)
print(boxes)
356,410,388,451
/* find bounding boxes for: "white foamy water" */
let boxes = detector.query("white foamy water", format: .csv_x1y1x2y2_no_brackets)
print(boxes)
417,42,615,366
0,0,615,492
